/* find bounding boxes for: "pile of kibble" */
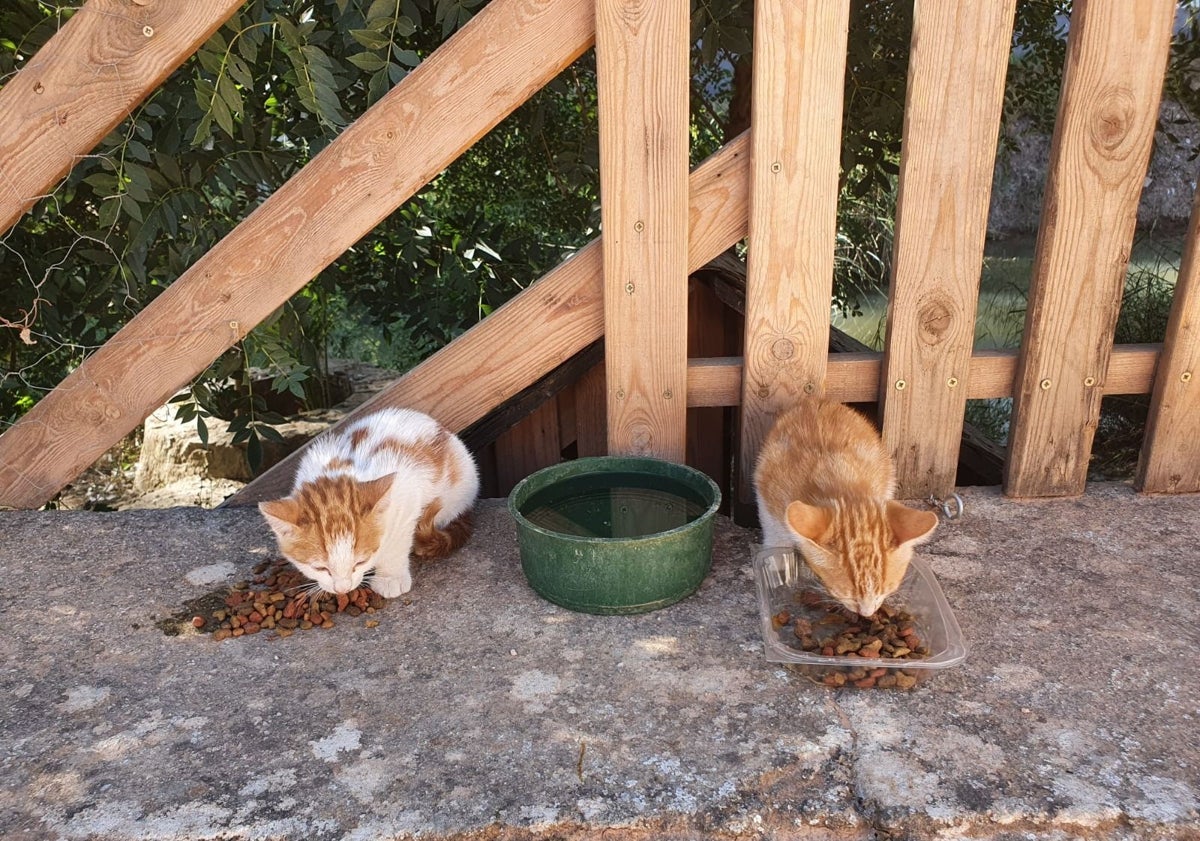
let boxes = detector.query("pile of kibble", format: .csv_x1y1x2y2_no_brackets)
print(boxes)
771,591,929,689
192,559,389,642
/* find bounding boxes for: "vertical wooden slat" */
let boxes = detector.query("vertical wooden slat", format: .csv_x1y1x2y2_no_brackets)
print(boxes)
494,398,561,496
1137,189,1200,493
738,0,850,498
1005,0,1175,498
595,0,689,460
687,277,739,503
879,0,1016,498
0,0,244,234
573,361,608,458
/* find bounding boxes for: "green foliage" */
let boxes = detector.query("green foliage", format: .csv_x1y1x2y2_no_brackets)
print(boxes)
2,0,1193,482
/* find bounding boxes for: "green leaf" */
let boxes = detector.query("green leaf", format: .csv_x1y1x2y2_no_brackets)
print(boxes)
196,415,209,446
350,28,390,49
347,51,387,72
210,91,235,138
368,0,400,21
246,432,263,473
393,46,419,66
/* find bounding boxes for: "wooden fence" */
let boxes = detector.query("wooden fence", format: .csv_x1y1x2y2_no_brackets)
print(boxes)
0,0,1196,513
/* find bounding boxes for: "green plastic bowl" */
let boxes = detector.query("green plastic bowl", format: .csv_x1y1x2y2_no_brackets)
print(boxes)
507,456,722,615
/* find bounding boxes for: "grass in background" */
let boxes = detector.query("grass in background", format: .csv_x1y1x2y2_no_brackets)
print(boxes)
834,230,1183,480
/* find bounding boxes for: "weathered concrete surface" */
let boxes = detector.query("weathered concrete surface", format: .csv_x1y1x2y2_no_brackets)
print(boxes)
1,484,1198,840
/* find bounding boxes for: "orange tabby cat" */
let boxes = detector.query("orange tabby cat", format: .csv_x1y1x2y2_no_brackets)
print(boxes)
754,398,938,617
259,408,478,598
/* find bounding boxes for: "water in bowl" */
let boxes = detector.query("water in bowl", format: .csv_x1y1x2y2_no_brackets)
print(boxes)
519,471,708,539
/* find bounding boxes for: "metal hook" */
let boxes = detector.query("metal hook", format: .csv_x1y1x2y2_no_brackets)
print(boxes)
927,492,964,521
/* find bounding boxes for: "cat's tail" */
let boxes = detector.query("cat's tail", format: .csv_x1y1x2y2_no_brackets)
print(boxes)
412,500,473,561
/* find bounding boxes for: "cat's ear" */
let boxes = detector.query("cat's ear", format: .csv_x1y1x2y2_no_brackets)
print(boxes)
360,473,397,512
259,498,301,537
886,501,938,548
785,500,832,544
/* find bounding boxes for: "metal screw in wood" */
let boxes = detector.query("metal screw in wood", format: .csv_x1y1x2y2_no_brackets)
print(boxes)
895,380,906,390
143,25,154,37
947,377,958,388
770,161,781,173
1040,378,1052,390
1183,371,1193,383
633,220,644,233
1084,376,1096,387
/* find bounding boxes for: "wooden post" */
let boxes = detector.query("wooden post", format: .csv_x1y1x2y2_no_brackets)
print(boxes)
1005,0,1175,498
1137,189,1200,493
0,0,596,509
0,0,244,234
879,0,1016,498
738,0,849,500
226,134,750,506
595,0,690,461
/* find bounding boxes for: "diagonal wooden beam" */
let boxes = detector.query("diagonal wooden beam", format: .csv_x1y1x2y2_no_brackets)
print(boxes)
226,132,751,505
0,0,595,510
0,0,244,234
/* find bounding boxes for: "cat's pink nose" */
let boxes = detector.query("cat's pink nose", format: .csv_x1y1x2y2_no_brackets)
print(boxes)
332,579,354,594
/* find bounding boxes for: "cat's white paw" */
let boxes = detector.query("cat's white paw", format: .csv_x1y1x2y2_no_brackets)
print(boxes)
370,573,411,599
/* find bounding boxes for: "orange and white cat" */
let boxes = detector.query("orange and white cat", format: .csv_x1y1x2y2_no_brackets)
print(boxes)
754,399,938,617
259,408,479,598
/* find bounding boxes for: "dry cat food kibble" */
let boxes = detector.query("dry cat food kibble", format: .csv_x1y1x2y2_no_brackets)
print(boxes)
771,591,930,689
196,559,389,642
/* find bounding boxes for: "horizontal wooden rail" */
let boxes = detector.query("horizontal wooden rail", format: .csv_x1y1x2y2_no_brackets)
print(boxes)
0,0,595,510
0,0,243,234
226,132,752,505
686,344,1161,408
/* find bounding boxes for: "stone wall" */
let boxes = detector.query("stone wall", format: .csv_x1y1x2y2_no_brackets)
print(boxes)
988,100,1200,236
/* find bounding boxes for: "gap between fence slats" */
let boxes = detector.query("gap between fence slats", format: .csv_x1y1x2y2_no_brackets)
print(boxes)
738,0,849,498
1005,0,1175,498
1137,188,1200,493
0,0,244,235
879,0,1016,498
0,0,595,510
596,0,690,461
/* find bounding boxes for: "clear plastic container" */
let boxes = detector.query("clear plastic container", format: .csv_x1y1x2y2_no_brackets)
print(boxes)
753,547,966,688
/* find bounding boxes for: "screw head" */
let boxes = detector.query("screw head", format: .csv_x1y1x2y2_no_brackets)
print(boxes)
662,388,673,400
1040,378,1052,390
625,282,635,295
633,220,645,233
142,25,154,37
803,382,815,395
1084,376,1096,387
947,377,959,389
1183,371,1193,383
770,161,782,173
615,388,625,400
895,379,907,391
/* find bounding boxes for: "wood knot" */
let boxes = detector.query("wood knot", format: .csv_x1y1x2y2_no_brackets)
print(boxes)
770,338,795,361
1090,88,1135,154
918,296,952,344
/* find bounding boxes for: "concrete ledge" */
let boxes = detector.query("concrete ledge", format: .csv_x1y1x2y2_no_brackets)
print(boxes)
1,484,1198,840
